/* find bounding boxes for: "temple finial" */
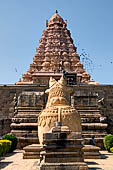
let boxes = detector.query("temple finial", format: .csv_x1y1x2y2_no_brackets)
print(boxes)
56,10,58,14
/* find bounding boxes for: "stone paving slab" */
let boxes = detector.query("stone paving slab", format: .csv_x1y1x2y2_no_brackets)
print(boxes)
0,150,39,170
0,150,113,170
85,151,113,170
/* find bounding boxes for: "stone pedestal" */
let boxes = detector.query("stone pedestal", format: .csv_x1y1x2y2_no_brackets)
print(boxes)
39,125,88,170
23,144,43,159
82,145,101,159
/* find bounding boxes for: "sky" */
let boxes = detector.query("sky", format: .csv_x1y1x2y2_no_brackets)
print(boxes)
0,0,113,84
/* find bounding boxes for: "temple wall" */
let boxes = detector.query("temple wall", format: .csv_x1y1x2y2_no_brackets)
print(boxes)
0,84,47,136
0,84,113,136
72,85,113,134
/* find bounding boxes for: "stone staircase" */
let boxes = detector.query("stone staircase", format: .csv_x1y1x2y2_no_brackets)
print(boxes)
76,105,108,149
11,104,108,149
11,106,42,148
11,90,45,148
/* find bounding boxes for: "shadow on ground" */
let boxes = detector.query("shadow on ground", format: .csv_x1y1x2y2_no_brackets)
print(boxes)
101,154,108,159
85,161,99,165
85,161,102,170
0,151,20,160
0,161,13,169
0,151,20,169
85,152,109,170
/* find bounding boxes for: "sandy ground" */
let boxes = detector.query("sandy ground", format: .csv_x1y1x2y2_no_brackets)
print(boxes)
0,150,113,170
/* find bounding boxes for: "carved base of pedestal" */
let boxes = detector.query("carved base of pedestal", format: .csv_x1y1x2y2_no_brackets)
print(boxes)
40,162,88,170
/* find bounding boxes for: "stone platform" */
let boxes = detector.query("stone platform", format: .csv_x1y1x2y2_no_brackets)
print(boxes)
1,150,113,170
23,144,43,159
23,144,101,159
40,162,88,170
82,145,101,159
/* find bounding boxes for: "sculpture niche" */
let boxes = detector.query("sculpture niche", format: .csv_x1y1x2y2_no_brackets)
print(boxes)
38,76,82,145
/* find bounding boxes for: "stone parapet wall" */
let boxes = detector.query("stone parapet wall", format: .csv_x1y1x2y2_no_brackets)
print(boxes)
73,85,113,113
0,84,47,136
0,84,113,136
72,85,113,134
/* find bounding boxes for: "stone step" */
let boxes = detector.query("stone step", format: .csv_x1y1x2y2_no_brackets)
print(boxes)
82,137,105,148
12,118,38,123
82,131,107,135
83,137,105,144
78,110,100,115
80,114,101,118
16,137,39,148
18,137,38,142
82,123,108,130
17,111,41,114
44,144,83,151
15,114,38,118
76,105,99,110
82,145,101,159
23,154,40,159
23,144,42,152
23,144,101,160
40,152,84,163
11,129,38,137
43,139,82,145
41,151,83,156
82,133,107,138
11,123,38,130
78,109,100,112
17,107,43,110
83,137,105,140
81,118,100,123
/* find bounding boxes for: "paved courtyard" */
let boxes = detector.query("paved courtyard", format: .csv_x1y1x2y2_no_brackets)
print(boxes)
0,150,113,170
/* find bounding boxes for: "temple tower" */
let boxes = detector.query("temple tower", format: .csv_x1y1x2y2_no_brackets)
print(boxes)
16,11,90,85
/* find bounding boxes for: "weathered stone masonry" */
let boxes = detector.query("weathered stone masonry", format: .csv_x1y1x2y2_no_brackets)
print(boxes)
0,84,113,137
0,84,47,136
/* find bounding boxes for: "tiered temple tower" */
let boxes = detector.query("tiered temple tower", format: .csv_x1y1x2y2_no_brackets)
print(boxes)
16,11,90,85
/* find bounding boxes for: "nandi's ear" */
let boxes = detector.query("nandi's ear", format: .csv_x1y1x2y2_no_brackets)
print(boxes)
49,77,57,88
58,75,66,86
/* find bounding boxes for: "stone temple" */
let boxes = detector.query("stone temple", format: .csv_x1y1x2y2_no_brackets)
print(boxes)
16,11,91,85
0,11,113,153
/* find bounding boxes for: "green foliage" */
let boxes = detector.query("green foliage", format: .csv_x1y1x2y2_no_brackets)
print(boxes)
110,147,113,153
2,134,18,152
0,140,12,157
0,143,3,156
104,134,113,152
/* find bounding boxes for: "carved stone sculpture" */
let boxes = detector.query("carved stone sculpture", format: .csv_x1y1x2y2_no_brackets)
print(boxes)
38,76,82,144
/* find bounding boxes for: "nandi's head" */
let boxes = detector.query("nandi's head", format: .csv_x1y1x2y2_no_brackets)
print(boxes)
45,76,72,108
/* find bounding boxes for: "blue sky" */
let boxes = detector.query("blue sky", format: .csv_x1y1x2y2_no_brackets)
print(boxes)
0,0,113,84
